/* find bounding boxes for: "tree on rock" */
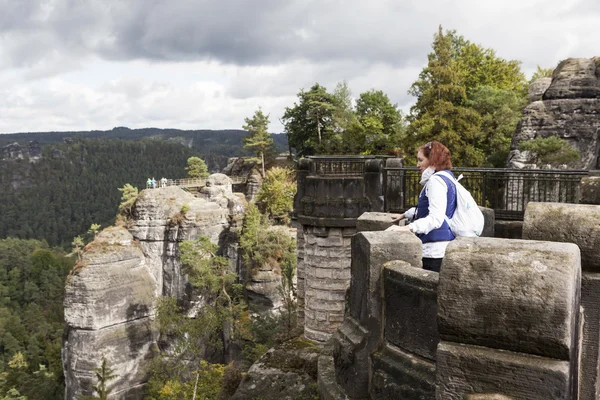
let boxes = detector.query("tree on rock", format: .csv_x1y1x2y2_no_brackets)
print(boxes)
243,107,275,177
185,157,209,179
76,357,116,400
256,167,296,224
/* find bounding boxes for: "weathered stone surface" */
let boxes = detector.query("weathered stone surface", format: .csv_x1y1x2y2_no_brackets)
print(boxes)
64,227,154,330
131,186,229,243
318,340,350,400
384,261,439,361
439,237,581,360
494,220,522,239
349,232,422,326
523,202,600,272
64,182,243,398
581,176,600,205
356,212,398,232
479,206,495,237
371,344,435,400
436,341,571,400
543,58,600,100
232,338,321,400
507,58,600,170
332,232,422,398
528,77,552,103
579,273,600,400
62,318,157,400
332,317,369,399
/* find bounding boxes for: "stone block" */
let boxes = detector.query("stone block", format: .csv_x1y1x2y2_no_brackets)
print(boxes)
579,272,600,400
436,341,571,400
371,343,435,400
581,176,600,205
356,212,398,232
494,221,523,239
332,317,369,398
479,206,495,237
318,341,350,400
384,261,439,361
348,232,422,327
523,202,600,272
439,237,581,361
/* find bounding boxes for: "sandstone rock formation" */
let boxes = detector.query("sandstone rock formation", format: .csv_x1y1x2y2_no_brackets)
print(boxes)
507,57,600,169
232,338,320,400
63,182,245,398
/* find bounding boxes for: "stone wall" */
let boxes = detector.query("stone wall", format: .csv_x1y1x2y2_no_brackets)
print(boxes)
523,202,600,400
319,209,589,400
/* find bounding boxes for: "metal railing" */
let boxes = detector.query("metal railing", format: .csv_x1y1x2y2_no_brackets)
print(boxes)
146,176,247,189
384,167,588,220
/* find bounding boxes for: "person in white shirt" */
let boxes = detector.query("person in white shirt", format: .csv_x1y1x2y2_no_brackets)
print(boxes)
389,141,457,272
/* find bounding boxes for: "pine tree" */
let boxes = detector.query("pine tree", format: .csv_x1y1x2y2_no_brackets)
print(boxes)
408,26,482,166
185,157,209,179
76,357,117,400
242,108,275,177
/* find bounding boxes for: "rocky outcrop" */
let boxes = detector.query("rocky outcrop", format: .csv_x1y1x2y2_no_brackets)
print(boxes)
508,57,600,169
1,140,41,161
232,338,321,400
62,227,157,399
244,225,296,312
63,180,245,399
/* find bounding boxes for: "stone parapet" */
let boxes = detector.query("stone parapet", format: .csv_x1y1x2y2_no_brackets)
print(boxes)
438,237,581,399
523,202,600,399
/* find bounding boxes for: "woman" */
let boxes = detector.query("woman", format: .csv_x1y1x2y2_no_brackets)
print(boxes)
390,141,457,272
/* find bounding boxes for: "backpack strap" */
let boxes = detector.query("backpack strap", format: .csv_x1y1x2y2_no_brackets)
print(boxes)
433,171,458,224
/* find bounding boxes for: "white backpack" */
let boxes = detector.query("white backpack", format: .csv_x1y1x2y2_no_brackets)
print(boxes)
435,171,485,237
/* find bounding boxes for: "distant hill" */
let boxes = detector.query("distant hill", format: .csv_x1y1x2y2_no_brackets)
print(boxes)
0,127,289,171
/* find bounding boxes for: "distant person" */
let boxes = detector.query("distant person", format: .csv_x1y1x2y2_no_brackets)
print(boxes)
388,141,457,273
151,177,157,189
146,177,152,189
160,177,167,188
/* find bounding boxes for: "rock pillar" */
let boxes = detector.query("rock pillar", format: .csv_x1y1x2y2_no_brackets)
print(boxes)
294,156,389,342
523,202,600,400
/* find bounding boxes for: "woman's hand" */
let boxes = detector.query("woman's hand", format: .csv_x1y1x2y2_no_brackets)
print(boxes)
390,213,405,224
385,224,412,233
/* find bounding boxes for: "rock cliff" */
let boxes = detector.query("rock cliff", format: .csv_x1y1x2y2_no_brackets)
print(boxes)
63,179,245,399
508,57,600,169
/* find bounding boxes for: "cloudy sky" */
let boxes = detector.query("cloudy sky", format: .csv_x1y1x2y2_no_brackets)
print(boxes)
0,0,598,134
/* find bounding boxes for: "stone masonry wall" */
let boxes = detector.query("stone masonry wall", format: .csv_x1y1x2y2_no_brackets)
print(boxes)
303,226,354,342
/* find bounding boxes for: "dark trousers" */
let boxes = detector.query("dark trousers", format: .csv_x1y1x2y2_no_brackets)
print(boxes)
422,257,443,273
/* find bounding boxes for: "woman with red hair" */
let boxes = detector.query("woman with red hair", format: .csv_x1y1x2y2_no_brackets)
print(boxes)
390,141,457,272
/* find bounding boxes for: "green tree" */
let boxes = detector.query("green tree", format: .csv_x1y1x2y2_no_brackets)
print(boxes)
468,86,527,166
76,357,116,400
518,136,580,167
355,89,405,154
87,224,101,240
256,168,297,223
530,65,555,82
242,108,275,177
185,157,209,179
117,184,138,221
408,26,528,166
408,25,482,166
282,83,337,156
71,236,84,261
